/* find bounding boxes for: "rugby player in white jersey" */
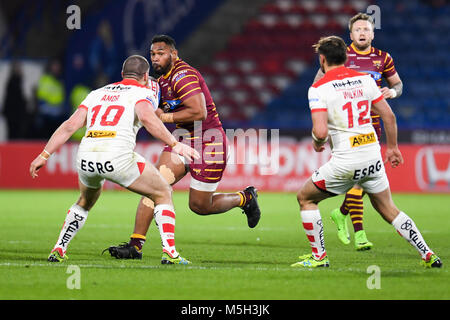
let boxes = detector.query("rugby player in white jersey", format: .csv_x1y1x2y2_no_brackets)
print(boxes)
291,36,441,268
29,55,199,264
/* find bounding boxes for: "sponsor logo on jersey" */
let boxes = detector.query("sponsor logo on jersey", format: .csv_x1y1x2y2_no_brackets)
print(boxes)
162,99,182,112
173,70,187,83
85,130,116,138
332,79,363,89
360,70,382,80
104,84,129,91
372,60,382,68
350,132,376,147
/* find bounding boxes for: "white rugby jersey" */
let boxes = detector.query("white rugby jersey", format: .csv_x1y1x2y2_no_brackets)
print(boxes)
78,78,160,152
308,66,384,157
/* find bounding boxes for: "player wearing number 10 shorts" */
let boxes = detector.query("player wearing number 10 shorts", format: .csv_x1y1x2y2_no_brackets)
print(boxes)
29,55,199,264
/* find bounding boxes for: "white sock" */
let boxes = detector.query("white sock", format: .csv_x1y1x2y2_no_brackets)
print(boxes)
301,209,327,260
52,204,88,255
154,204,178,258
391,211,433,260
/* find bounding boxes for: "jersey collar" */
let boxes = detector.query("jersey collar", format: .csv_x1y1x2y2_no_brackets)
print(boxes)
325,65,347,75
162,58,181,79
350,42,373,55
118,78,146,88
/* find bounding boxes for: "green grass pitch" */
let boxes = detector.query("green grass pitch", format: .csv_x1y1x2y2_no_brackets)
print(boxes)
0,190,448,300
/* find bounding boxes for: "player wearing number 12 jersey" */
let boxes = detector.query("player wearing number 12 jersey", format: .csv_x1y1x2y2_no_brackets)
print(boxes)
291,36,441,268
29,55,199,264
314,13,403,250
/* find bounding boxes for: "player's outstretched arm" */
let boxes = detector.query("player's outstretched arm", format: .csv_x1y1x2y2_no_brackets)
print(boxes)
135,101,199,161
30,107,87,178
372,98,404,168
160,93,207,123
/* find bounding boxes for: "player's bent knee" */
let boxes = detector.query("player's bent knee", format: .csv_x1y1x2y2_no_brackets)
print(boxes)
296,189,307,206
296,189,316,210
189,200,211,215
159,183,173,201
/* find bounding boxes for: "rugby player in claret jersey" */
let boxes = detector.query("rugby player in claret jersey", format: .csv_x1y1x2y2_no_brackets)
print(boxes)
313,13,403,251
106,35,261,261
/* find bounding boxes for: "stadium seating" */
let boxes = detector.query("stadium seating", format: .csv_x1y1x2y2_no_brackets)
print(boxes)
200,0,450,130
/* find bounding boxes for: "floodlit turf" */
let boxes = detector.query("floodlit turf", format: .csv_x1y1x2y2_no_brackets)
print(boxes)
0,190,448,300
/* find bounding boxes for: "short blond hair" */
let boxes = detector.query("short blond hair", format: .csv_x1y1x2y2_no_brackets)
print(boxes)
348,13,375,31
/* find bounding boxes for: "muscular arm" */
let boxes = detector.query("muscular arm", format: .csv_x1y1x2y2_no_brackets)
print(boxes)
135,101,177,146
30,108,87,178
136,101,200,161
44,108,87,153
371,98,403,167
161,93,207,123
311,110,329,152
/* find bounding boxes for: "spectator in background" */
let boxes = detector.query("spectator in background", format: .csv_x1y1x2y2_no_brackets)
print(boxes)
68,53,91,141
68,83,90,142
3,61,28,139
35,58,66,138
89,19,117,82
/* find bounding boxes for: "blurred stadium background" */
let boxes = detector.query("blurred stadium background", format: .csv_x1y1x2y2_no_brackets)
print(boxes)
0,0,449,193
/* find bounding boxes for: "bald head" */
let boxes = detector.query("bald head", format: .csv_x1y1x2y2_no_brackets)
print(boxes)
121,55,150,81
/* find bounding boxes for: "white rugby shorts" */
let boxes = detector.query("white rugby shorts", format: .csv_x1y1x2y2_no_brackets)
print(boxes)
77,151,146,189
311,154,389,195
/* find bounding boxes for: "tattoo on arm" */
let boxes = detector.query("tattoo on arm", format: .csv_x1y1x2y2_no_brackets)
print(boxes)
390,81,403,98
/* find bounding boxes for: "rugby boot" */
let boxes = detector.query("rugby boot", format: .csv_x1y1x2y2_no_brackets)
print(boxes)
421,253,442,268
291,254,330,268
161,252,191,265
242,186,261,228
354,230,373,251
48,247,68,262
104,242,142,260
330,208,350,245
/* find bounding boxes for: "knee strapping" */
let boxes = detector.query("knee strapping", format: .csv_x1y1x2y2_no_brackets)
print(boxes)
159,165,176,185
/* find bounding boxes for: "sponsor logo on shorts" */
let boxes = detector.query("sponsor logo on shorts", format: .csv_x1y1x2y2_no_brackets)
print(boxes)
85,130,116,138
350,132,376,147
353,160,382,180
80,159,114,173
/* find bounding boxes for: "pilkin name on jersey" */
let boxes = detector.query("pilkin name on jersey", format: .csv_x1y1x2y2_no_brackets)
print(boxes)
343,88,363,99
